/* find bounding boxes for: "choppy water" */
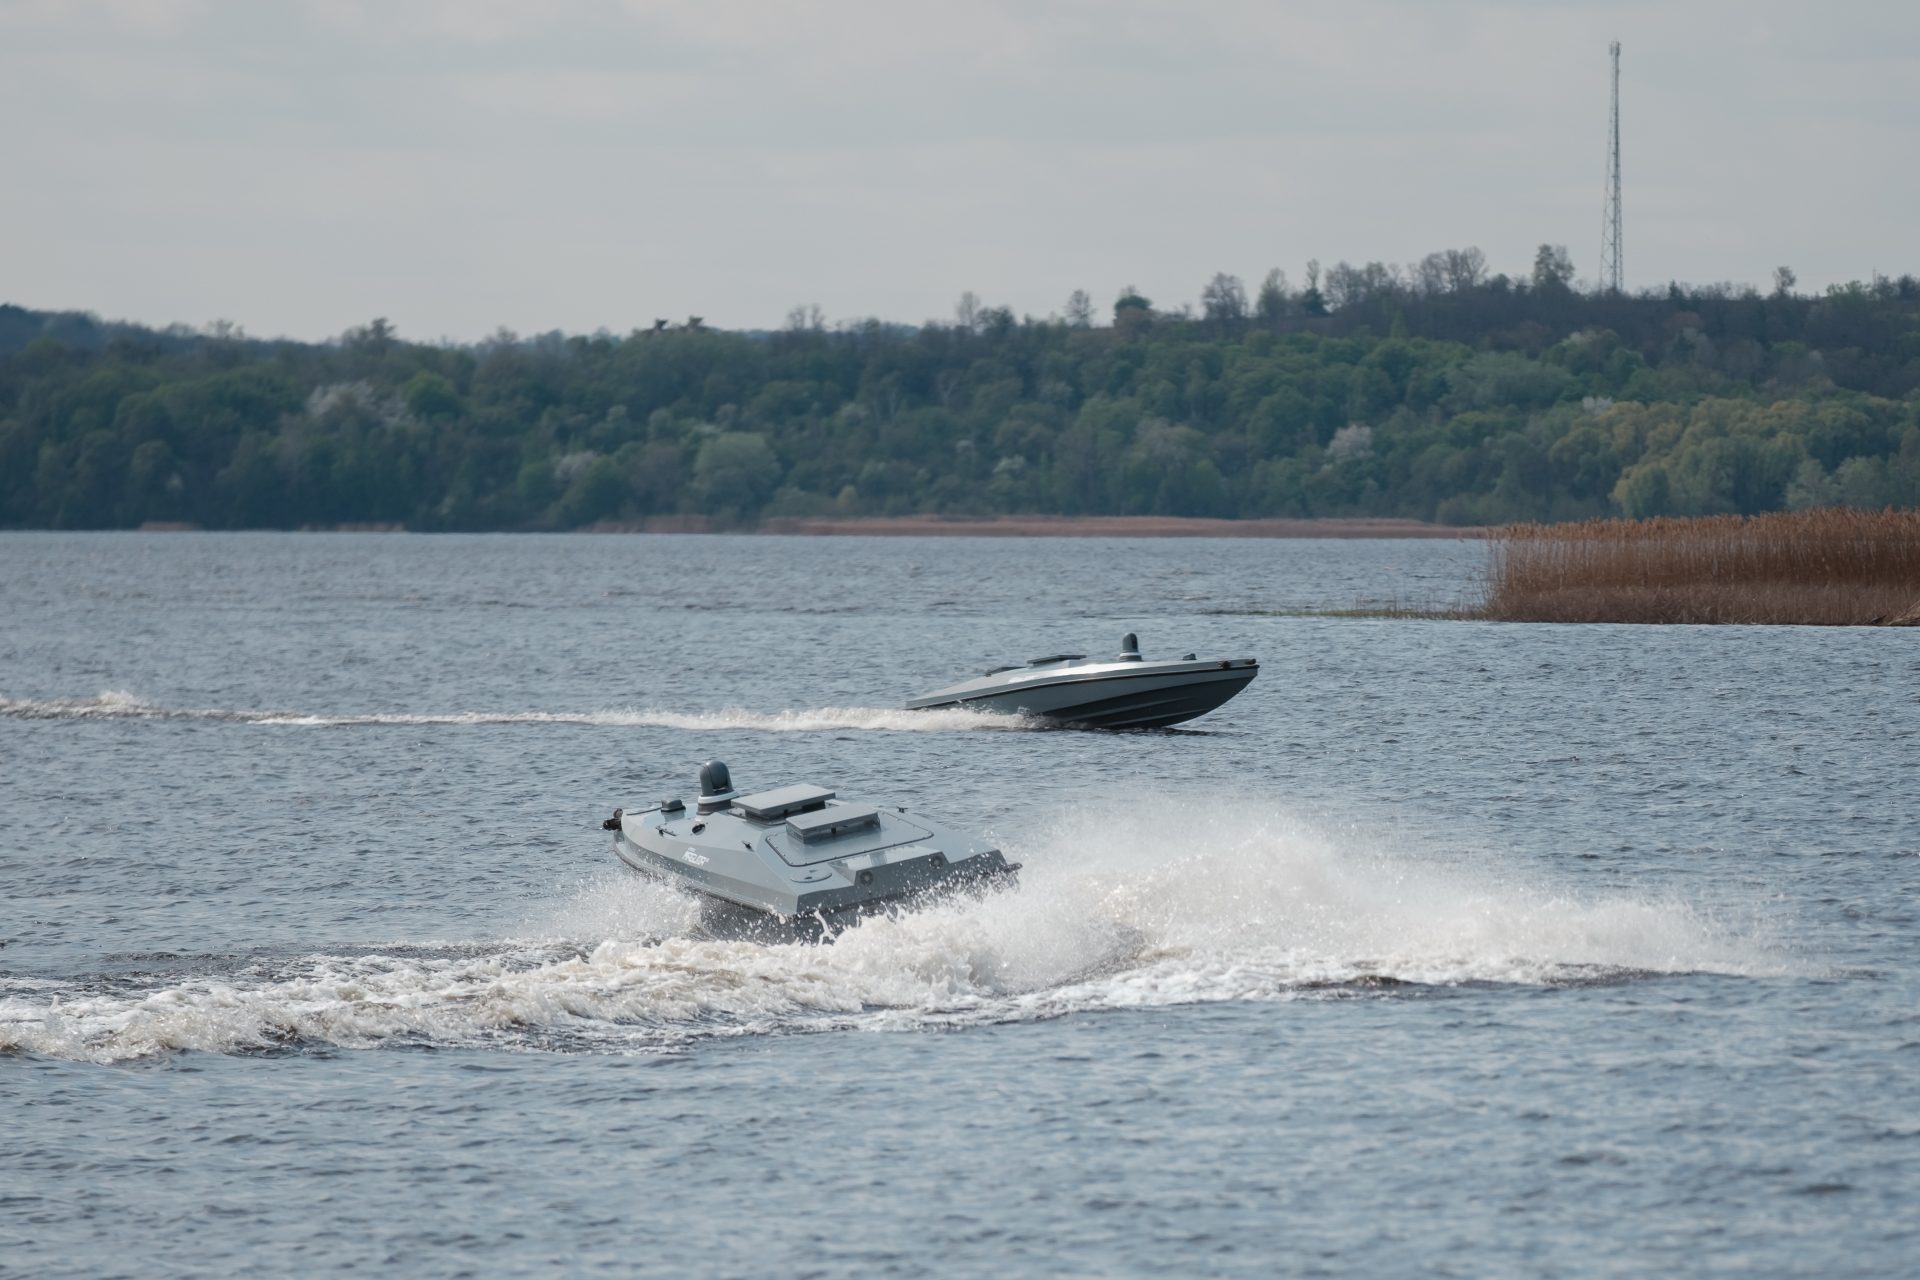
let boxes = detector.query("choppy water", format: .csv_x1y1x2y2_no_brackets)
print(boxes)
2,532,1915,1277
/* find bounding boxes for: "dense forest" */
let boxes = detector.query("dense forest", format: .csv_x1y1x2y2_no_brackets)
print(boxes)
5,246,1920,530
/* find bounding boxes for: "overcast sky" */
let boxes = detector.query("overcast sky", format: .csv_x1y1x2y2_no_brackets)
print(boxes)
4,0,1916,341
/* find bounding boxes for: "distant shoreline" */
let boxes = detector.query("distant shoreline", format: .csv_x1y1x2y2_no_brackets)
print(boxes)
104,516,1483,538
602,515,1481,539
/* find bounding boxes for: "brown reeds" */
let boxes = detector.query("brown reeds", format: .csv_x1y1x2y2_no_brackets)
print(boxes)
1480,510,1920,625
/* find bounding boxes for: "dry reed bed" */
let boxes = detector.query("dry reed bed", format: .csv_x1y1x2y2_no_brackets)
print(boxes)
1481,510,1920,625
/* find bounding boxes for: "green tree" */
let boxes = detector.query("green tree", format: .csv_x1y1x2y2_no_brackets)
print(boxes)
403,371,462,420
692,431,779,518
1532,244,1575,295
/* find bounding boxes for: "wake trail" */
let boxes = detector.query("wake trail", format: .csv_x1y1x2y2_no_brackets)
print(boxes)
0,691,1025,733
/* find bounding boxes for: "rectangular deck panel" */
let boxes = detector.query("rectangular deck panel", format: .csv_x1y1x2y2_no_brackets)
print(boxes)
735,784,836,822
786,803,882,842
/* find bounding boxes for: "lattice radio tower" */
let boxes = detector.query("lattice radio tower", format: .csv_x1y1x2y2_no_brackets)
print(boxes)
1600,40,1624,293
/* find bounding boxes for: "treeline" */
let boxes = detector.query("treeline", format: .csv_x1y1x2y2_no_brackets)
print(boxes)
4,248,1920,530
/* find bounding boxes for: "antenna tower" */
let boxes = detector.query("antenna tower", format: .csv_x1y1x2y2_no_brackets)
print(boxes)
1600,40,1623,293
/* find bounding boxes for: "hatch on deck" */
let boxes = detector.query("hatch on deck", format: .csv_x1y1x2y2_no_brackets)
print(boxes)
785,804,882,842
735,784,835,821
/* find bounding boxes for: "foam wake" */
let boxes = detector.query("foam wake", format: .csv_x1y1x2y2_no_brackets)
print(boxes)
0,801,1796,1063
0,691,1023,733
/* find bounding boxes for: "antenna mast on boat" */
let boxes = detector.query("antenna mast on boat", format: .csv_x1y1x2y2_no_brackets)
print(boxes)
1600,40,1624,294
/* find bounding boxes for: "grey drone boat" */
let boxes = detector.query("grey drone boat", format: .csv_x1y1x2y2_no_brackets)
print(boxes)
906,632,1258,730
602,761,1018,927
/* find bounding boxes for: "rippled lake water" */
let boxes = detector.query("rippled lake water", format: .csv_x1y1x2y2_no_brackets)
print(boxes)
3,532,1916,1277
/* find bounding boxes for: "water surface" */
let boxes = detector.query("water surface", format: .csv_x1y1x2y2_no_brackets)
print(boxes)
2,533,1915,1277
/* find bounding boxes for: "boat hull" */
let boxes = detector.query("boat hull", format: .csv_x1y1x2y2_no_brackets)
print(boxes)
612,819,1016,929
910,661,1257,729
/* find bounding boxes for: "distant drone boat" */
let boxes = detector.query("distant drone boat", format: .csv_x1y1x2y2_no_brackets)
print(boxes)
603,761,1019,928
905,632,1258,730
